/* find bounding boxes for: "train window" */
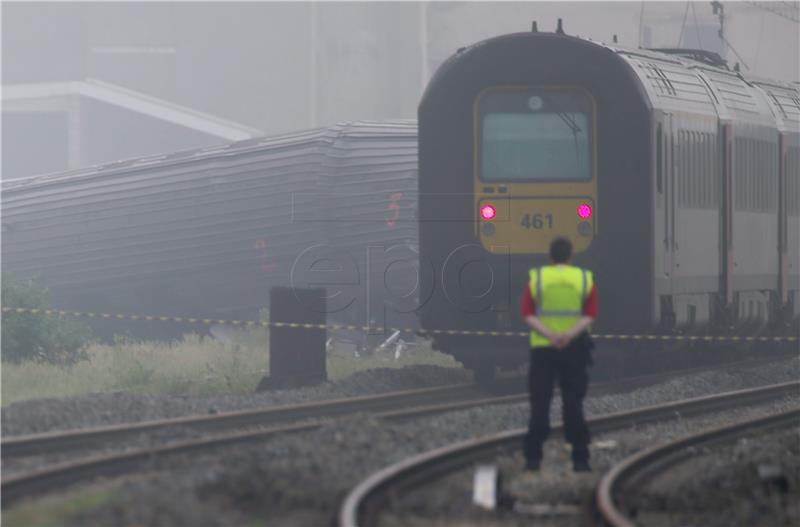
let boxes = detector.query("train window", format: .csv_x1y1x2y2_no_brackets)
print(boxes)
764,142,768,210
747,139,753,211
681,131,688,207
713,133,719,207
735,138,744,211
744,139,750,211
676,131,683,204
694,133,700,208
756,140,761,210
744,140,749,210
701,133,707,207
686,132,697,207
746,139,752,211
703,134,708,207
679,131,685,206
708,134,712,206
692,132,697,208
706,134,711,207
656,125,663,193
755,140,762,210
697,133,711,208
752,141,757,209
756,140,762,210
708,133,714,207
478,88,593,181
699,133,705,208
790,148,800,215
752,141,756,210
771,142,778,211
686,132,692,208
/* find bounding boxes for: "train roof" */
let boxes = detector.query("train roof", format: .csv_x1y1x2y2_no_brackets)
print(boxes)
431,31,799,134
1,120,417,194
610,42,799,130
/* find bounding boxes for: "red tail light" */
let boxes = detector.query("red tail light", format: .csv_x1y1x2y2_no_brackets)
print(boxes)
577,203,593,219
480,204,496,221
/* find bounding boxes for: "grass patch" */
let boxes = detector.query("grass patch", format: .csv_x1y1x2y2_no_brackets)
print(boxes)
1,331,268,405
2,330,461,406
2,483,115,527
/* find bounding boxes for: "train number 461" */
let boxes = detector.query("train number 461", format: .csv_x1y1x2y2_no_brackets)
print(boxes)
520,213,554,229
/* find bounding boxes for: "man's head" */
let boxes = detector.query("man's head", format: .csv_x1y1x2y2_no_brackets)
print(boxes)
549,237,573,264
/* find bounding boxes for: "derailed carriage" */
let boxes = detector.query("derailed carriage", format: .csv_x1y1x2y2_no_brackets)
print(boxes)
417,30,799,378
2,121,420,338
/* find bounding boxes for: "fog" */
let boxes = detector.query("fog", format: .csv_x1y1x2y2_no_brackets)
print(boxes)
2,1,798,179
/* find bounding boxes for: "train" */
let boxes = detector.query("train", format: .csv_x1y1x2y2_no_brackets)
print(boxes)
1,121,421,340
418,29,799,379
3,28,797,379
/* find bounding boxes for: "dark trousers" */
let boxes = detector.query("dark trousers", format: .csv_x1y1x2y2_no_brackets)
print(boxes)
524,346,591,464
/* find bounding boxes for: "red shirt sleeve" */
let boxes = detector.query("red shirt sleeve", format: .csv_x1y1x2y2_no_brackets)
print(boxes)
520,284,536,317
583,285,598,318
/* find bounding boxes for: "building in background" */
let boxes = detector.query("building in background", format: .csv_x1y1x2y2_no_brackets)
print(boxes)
2,79,261,179
2,2,797,179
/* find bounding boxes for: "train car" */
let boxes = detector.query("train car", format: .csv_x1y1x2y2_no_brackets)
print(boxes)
417,29,799,380
2,121,419,338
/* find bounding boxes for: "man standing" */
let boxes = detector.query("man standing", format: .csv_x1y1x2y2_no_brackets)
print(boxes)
520,237,597,472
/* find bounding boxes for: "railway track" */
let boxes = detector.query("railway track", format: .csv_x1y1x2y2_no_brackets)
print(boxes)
337,380,799,527
6,353,786,460
0,371,665,506
3,356,794,507
596,407,800,527
1,397,504,505
2,381,501,458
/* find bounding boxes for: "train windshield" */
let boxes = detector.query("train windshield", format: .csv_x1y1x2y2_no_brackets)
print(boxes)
479,88,594,182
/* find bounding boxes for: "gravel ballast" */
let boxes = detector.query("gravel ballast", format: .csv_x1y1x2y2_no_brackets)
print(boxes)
4,356,799,527
633,426,800,527
383,397,800,527
2,364,472,437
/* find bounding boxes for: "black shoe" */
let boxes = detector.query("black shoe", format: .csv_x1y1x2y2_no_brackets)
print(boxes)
573,460,591,472
524,459,541,472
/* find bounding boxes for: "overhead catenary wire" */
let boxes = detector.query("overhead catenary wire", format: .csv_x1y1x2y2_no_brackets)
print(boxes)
721,32,751,70
691,1,704,51
744,1,799,23
753,11,766,70
638,0,646,48
677,1,691,47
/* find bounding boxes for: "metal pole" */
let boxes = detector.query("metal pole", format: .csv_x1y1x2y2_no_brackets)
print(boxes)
310,1,317,127
419,2,428,93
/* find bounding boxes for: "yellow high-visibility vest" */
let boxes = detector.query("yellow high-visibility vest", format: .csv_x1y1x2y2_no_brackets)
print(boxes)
528,265,593,348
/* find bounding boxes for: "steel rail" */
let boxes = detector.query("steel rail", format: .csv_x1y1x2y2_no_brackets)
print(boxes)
337,380,799,527
596,407,800,527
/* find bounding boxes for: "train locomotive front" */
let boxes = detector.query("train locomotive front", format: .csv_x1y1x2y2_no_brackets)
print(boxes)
418,31,653,378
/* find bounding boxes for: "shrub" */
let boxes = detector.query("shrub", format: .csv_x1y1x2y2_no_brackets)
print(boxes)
1,275,91,365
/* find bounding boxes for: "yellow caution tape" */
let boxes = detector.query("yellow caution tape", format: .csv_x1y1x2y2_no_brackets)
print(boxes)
1,306,797,342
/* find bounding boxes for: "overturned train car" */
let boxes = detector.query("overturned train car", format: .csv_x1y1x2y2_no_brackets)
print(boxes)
2,121,420,338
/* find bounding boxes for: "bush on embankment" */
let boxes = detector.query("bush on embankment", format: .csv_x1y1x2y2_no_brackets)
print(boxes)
1,274,92,365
